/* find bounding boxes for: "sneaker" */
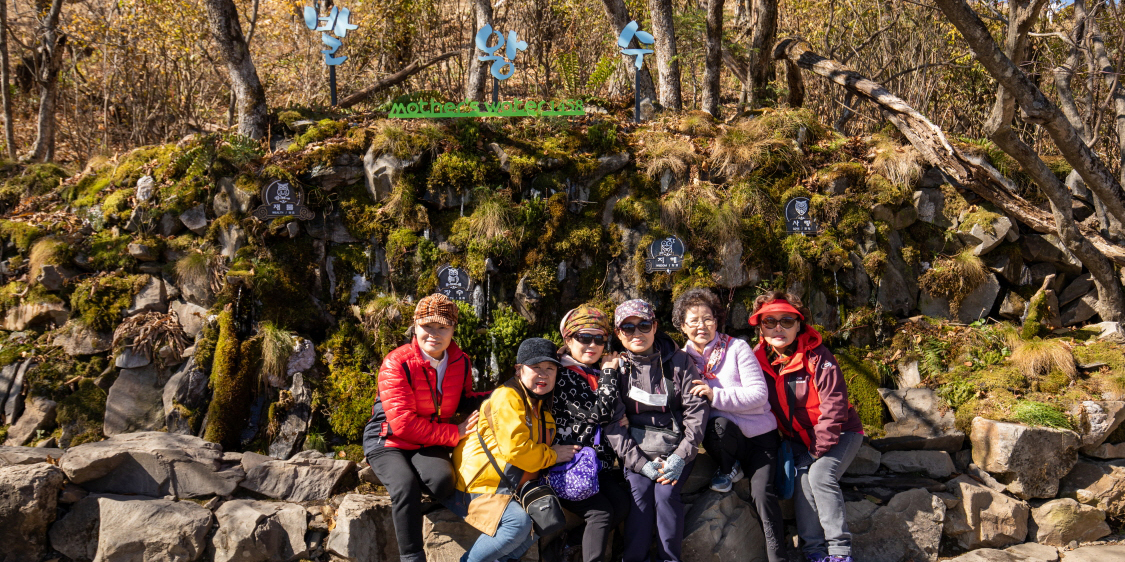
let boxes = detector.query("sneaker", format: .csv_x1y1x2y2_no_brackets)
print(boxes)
804,553,828,562
709,461,744,493
827,556,854,562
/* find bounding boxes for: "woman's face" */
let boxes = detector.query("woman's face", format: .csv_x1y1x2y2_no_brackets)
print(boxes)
416,322,454,358
616,315,657,354
759,314,801,351
518,361,558,395
565,329,607,366
681,305,718,350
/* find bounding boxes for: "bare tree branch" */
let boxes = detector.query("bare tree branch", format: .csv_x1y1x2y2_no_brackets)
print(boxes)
339,50,461,109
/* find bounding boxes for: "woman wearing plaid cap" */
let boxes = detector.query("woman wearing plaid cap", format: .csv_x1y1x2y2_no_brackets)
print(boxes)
363,294,489,562
604,299,710,562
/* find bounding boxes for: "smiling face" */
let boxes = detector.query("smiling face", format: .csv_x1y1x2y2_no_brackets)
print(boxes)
681,305,717,351
616,315,657,355
416,322,454,358
518,361,558,395
565,329,606,366
759,314,801,353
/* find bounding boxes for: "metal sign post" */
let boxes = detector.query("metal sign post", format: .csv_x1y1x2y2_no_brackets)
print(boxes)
618,21,654,123
476,24,526,108
303,3,358,107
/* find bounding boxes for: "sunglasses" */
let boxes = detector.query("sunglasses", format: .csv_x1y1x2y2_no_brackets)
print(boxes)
618,320,654,336
761,316,799,329
573,333,607,346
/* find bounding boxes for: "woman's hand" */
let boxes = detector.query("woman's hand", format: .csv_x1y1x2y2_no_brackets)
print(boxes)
457,411,480,440
688,380,714,402
601,352,621,371
552,444,581,463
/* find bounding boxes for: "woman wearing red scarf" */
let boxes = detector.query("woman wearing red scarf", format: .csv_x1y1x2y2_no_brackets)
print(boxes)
749,291,863,562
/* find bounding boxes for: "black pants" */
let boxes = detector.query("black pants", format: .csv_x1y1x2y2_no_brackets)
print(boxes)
552,471,632,562
366,440,456,562
703,418,789,562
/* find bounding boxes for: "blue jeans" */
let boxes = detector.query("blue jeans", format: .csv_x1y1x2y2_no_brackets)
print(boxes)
795,431,863,558
461,500,536,562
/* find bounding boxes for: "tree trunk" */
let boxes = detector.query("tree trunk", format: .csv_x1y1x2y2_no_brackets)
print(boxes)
600,0,658,104
982,0,1124,321
744,0,778,109
772,37,1125,267
464,0,492,102
203,0,268,140
932,0,1125,230
701,0,723,116
28,0,64,163
648,0,682,110
0,0,14,160
1088,13,1125,191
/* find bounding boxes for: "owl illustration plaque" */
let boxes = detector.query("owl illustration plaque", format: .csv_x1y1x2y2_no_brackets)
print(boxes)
252,179,315,221
784,197,817,235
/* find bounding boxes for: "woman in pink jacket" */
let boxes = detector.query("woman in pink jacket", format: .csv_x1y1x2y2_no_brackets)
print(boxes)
674,288,788,562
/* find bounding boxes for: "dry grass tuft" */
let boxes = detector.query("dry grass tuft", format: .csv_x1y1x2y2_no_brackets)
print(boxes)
28,237,67,286
259,321,295,388
711,108,825,179
1009,336,1077,382
919,249,989,312
640,134,698,182
467,190,516,242
113,311,192,366
870,134,922,188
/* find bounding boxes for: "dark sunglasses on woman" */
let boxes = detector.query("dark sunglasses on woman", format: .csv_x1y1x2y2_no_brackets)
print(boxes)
617,320,654,336
761,316,799,329
573,333,607,346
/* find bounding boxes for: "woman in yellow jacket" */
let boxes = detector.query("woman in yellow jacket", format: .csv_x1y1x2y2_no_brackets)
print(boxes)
449,338,580,562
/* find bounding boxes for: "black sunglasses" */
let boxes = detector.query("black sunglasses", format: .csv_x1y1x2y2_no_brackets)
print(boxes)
618,320,654,336
573,333,607,346
761,316,799,329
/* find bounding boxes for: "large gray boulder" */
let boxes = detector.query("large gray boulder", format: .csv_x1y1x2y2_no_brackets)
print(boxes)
3,396,57,446
1061,291,1099,327
170,300,209,339
327,494,398,562
239,452,355,501
1085,442,1125,459
0,463,65,562
847,488,945,562
0,445,63,466
59,432,244,498
970,417,1079,499
1028,498,1110,547
93,495,213,562
127,275,168,315
48,493,113,562
682,491,768,562
844,444,882,476
1059,545,1125,562
945,548,1055,562
53,320,113,356
957,272,1001,324
944,475,1030,550
876,260,917,317
969,216,1014,256
880,450,954,479
163,357,210,435
211,499,308,562
104,364,172,435
1071,401,1125,454
879,388,964,452
1058,458,1125,518
422,506,538,562
268,372,312,460
3,300,68,331
364,148,420,201
1,359,32,425
179,204,208,235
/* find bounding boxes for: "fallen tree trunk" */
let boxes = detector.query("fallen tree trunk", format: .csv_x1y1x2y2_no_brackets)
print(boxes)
772,37,1125,266
338,50,461,109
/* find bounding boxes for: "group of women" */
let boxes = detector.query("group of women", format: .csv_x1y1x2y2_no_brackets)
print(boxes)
362,290,864,562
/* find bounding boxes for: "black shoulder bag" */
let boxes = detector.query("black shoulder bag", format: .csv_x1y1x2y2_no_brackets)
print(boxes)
478,399,567,537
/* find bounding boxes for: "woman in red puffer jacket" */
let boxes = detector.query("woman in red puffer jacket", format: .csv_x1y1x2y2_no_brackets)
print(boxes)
363,294,489,562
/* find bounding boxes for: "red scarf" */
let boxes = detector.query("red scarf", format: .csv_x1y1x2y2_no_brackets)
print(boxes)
566,365,599,391
758,327,823,378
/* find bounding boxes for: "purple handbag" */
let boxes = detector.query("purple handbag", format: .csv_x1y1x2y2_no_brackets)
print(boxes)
547,428,601,501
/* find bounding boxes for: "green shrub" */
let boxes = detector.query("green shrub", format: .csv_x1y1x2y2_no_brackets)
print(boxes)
1010,400,1072,429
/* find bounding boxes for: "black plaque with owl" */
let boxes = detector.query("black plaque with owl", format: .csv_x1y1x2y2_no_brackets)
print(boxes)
437,265,472,302
645,235,685,273
784,197,817,235
252,179,315,221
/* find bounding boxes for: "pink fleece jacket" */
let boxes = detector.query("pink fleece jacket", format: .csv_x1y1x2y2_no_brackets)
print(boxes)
684,334,778,439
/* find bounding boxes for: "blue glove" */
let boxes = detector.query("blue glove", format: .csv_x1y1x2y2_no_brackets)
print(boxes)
659,453,686,482
640,460,662,481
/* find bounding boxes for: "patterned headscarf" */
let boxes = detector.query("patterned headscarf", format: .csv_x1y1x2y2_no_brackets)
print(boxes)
560,305,611,339
614,299,655,328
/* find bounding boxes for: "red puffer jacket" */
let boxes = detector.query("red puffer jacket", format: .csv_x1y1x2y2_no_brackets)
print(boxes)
363,339,489,451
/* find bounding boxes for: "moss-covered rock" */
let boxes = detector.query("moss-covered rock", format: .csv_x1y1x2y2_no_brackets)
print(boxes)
70,273,147,332
835,348,887,436
203,310,256,450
